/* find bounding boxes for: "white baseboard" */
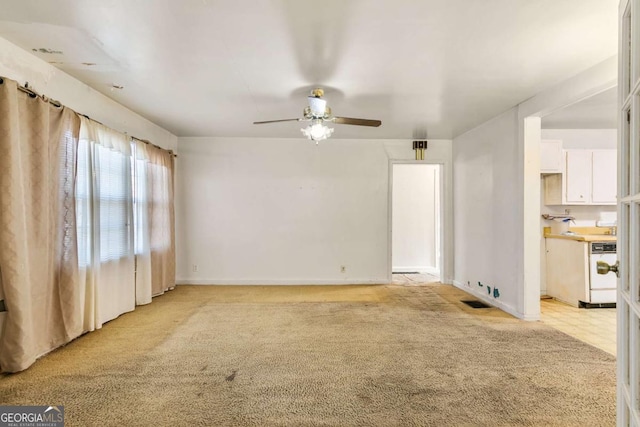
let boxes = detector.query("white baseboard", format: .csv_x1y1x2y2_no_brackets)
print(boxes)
451,280,537,321
176,278,390,286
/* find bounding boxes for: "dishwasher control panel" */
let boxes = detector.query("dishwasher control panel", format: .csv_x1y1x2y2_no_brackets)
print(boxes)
591,242,616,254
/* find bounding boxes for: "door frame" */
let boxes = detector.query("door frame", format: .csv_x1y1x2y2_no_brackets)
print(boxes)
518,57,617,320
388,160,446,284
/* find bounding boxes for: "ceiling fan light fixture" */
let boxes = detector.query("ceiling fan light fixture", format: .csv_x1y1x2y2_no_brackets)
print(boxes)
301,119,333,143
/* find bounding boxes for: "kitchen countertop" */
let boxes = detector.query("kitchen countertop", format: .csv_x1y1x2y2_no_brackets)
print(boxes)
543,226,617,242
544,233,617,242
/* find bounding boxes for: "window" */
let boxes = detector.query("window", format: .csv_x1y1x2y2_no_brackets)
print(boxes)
76,125,133,266
97,145,132,261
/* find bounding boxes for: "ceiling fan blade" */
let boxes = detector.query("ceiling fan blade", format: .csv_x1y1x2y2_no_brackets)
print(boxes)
333,117,382,127
253,118,301,124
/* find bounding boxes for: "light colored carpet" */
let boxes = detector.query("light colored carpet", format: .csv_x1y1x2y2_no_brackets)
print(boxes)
0,284,616,426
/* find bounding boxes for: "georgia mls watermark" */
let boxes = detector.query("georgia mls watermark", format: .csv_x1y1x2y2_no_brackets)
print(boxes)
0,406,64,427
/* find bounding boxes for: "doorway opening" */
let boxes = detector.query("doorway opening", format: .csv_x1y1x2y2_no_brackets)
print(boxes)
535,87,617,356
390,163,442,285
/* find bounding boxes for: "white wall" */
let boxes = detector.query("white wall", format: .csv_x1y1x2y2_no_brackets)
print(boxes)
538,128,617,294
453,56,616,320
175,137,453,285
392,164,439,273
453,108,521,316
0,36,177,151
542,129,616,150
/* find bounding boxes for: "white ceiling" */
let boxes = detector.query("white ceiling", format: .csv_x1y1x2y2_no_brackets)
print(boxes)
542,86,618,129
0,0,619,139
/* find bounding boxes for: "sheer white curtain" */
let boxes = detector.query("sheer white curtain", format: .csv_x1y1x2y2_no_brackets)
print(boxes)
76,117,135,331
132,139,152,305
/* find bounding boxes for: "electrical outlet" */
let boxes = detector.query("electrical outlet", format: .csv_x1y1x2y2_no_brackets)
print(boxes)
340,265,346,273
192,264,198,272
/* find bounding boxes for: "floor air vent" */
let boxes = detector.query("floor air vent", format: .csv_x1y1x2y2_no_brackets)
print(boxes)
461,300,491,309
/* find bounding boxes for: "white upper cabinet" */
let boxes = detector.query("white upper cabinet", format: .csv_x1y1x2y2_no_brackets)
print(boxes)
543,149,617,205
591,150,617,204
540,139,563,173
565,150,591,203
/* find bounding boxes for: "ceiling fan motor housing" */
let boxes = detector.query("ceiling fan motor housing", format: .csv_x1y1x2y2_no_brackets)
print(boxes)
307,96,327,118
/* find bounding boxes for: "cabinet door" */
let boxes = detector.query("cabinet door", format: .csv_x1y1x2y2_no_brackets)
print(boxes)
591,150,617,204
545,238,589,307
540,140,563,173
565,150,590,204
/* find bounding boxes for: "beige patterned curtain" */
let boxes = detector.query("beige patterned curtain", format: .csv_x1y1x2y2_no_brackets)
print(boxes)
0,77,82,372
147,145,176,295
132,140,175,302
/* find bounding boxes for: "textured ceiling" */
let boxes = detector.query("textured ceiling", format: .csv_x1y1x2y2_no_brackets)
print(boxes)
0,0,619,139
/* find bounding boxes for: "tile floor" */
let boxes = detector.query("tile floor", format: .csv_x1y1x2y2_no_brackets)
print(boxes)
392,272,440,286
540,298,617,356
392,273,617,356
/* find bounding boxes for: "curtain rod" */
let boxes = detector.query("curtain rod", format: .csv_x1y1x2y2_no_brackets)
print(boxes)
2,77,177,159
78,114,177,158
79,113,103,126
131,136,178,158
10,79,63,108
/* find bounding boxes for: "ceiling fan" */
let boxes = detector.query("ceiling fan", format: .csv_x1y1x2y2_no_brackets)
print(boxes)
253,88,382,142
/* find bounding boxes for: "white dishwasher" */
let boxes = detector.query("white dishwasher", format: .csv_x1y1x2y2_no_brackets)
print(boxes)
586,242,617,305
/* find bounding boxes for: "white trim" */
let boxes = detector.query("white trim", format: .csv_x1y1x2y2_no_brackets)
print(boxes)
618,2,634,424
521,116,542,320
176,279,389,286
387,161,394,284
452,280,537,321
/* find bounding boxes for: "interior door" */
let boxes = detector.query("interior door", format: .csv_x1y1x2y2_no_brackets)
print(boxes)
618,0,637,424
